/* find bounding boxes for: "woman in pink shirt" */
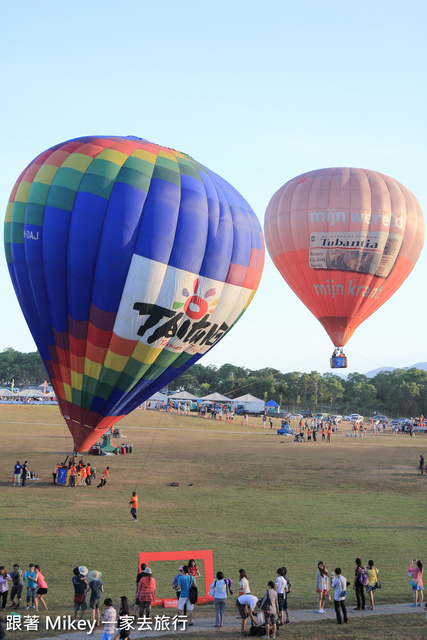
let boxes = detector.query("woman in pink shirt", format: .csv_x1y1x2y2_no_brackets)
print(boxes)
34,565,48,611
408,559,423,606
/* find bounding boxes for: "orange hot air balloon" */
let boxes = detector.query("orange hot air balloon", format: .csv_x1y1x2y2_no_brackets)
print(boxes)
264,168,425,349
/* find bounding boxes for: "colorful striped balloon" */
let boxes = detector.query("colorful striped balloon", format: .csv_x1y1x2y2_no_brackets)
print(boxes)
5,136,264,451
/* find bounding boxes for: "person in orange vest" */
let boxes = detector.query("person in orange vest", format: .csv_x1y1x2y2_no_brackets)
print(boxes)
80,465,87,486
327,428,332,443
130,491,139,521
85,463,92,486
69,464,77,487
97,467,110,488
52,463,61,485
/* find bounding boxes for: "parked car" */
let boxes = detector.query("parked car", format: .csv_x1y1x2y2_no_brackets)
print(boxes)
344,413,364,423
289,413,302,420
314,413,329,419
300,410,313,417
371,414,388,422
331,414,343,423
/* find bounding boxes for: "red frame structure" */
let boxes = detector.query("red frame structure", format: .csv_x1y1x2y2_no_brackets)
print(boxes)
138,549,214,606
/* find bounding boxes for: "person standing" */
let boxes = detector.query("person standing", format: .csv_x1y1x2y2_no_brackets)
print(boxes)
331,568,348,624
419,455,425,475
101,598,117,640
13,461,22,486
177,566,195,626
210,571,229,627
9,565,23,609
23,564,37,609
274,567,287,625
188,559,200,583
86,463,92,486
130,492,138,521
88,570,103,627
80,465,87,486
33,565,48,612
137,567,156,619
21,461,28,487
72,567,88,621
97,467,110,488
0,568,11,611
408,559,423,606
315,561,330,614
69,464,77,487
134,563,147,617
366,559,379,610
238,569,250,596
260,580,278,639
353,557,366,611
52,463,61,485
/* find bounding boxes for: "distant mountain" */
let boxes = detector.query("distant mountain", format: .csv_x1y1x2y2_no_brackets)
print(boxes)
365,363,427,378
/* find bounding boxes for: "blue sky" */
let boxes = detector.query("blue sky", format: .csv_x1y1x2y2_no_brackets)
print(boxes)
1,0,426,375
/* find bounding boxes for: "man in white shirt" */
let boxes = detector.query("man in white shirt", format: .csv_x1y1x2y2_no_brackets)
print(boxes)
236,593,259,634
331,568,348,625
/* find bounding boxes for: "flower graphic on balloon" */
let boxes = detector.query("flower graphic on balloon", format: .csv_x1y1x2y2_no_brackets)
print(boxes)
173,278,218,320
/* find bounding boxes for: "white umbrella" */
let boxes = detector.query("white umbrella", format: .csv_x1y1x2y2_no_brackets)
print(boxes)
17,389,44,398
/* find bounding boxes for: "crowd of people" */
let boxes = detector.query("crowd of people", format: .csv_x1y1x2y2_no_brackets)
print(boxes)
1,556,422,639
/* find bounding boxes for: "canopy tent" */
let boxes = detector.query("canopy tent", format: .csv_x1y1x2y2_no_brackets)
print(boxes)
0,388,14,397
265,398,280,413
231,393,265,412
200,392,233,402
265,399,279,407
233,393,264,403
168,391,200,401
17,389,44,398
148,392,168,402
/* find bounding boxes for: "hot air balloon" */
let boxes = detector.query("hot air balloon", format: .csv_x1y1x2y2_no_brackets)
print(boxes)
264,168,424,367
5,136,264,451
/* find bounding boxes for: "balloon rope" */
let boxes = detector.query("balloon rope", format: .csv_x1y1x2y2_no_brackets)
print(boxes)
133,409,165,491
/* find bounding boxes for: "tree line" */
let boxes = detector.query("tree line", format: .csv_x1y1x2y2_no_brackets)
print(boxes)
1,348,426,418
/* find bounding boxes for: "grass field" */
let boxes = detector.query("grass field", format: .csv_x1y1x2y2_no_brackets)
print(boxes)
1,405,426,639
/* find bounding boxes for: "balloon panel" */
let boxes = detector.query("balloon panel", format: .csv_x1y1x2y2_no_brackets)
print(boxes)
265,168,424,346
5,136,264,450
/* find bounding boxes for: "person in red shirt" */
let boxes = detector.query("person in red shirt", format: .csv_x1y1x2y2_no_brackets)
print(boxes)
130,492,138,521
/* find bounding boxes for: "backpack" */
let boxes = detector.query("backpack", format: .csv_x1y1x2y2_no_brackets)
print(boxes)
359,569,369,586
189,577,198,604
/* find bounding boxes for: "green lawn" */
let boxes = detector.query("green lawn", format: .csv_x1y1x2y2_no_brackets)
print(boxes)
0,406,425,639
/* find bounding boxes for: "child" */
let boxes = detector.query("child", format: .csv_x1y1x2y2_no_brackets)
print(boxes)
101,598,117,640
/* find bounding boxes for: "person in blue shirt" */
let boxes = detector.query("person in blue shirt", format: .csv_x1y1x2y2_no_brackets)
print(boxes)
177,566,195,626
23,564,37,609
13,462,22,486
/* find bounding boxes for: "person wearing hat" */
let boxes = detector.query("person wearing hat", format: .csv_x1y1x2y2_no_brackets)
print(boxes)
133,563,147,617
137,567,156,619
88,570,103,627
72,567,88,621
97,468,110,488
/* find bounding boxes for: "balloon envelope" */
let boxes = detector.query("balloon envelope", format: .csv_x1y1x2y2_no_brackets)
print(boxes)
264,167,424,346
5,136,264,450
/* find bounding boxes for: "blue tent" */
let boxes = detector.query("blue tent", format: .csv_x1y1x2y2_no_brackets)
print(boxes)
265,399,279,407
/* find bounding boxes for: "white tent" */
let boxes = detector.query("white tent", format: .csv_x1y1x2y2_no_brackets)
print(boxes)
200,392,233,402
0,388,14,397
232,393,264,412
148,392,168,402
17,389,44,398
168,391,200,401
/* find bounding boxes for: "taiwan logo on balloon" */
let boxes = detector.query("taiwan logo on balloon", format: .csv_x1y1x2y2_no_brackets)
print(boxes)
264,168,424,368
4,136,264,451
